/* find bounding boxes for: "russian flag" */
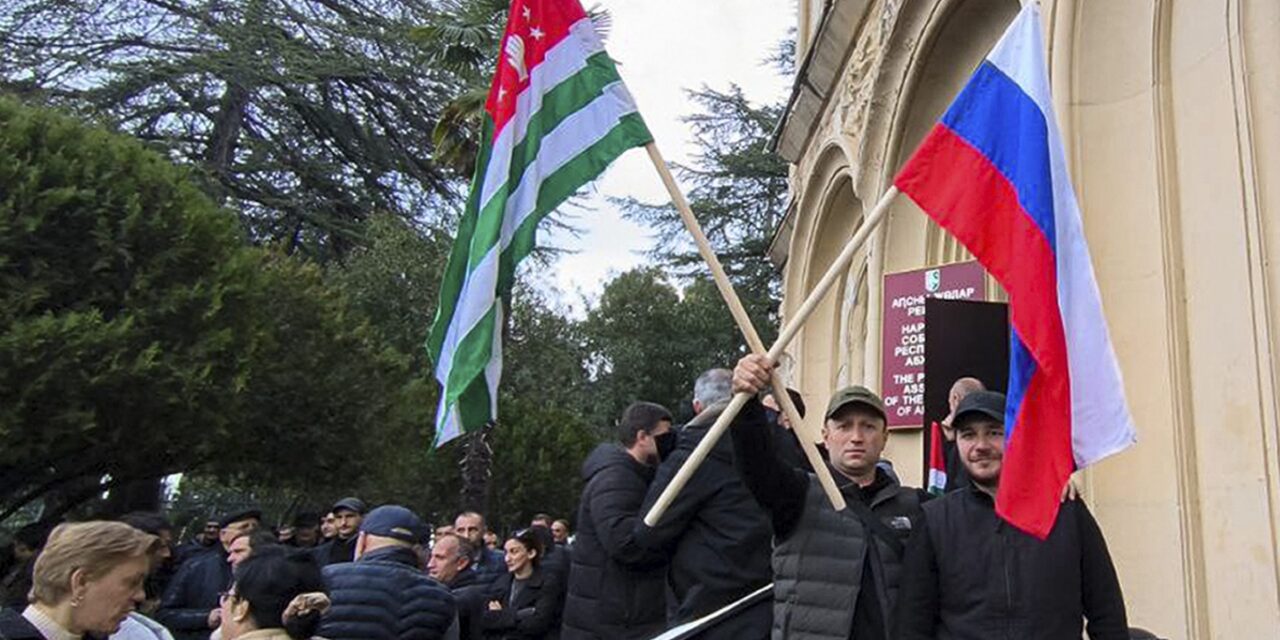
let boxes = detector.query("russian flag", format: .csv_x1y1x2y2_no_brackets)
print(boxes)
927,421,947,496
894,3,1136,538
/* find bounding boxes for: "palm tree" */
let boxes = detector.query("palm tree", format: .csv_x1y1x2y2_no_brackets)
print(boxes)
416,0,612,176
413,0,510,175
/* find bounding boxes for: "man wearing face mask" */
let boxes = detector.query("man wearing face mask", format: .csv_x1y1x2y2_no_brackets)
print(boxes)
561,402,675,640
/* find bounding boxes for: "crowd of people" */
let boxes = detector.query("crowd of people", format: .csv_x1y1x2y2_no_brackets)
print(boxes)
0,356,1155,640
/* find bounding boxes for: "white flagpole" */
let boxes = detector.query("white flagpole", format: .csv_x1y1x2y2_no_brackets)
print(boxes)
645,185,900,526
644,142,847,513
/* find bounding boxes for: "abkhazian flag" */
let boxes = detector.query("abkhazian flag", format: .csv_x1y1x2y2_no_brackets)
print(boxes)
426,0,652,447
893,3,1136,538
927,421,947,496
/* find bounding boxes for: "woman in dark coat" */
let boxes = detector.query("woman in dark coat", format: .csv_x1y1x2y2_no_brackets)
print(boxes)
479,529,564,640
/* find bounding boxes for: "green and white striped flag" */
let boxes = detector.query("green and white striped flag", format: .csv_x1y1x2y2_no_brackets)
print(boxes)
426,0,652,446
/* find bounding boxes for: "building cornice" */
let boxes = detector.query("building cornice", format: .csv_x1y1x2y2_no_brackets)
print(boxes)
770,0,874,163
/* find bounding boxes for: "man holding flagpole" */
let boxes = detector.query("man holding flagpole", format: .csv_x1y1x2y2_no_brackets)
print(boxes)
730,356,928,640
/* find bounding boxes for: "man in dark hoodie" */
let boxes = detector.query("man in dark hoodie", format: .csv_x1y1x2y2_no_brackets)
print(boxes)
561,401,674,640
636,369,774,637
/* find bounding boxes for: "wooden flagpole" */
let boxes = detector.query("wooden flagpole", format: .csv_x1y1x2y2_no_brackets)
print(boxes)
644,181,900,525
643,143,846,513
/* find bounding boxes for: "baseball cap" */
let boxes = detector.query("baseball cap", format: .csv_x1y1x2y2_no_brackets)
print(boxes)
331,497,367,515
360,505,424,543
952,391,1007,430
824,385,887,421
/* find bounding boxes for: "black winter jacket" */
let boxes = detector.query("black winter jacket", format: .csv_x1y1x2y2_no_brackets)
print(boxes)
312,536,358,567
480,568,564,640
447,569,489,640
894,485,1128,640
318,545,457,640
470,548,508,590
636,403,773,625
561,444,668,640
155,548,230,640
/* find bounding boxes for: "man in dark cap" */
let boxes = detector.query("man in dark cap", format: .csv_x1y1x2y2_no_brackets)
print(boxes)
288,511,322,548
730,354,928,640
895,391,1129,639
313,497,366,566
156,508,261,640
319,505,457,640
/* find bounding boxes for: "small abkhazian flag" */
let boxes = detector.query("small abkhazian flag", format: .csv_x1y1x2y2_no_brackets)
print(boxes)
893,3,1136,538
427,0,652,447
927,421,947,496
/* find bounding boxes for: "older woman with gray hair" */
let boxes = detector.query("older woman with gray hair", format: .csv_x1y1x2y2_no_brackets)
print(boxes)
0,521,163,639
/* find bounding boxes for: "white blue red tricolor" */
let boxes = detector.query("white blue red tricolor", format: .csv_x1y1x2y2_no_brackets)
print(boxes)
894,3,1136,538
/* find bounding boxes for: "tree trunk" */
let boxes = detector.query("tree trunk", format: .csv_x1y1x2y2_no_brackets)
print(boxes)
201,0,265,197
458,424,492,515
203,82,251,182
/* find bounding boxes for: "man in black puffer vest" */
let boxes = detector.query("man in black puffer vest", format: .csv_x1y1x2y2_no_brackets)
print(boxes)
731,355,928,640
894,391,1128,640
562,401,674,640
318,505,456,640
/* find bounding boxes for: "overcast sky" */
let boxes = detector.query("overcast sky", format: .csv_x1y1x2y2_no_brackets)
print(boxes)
533,0,795,314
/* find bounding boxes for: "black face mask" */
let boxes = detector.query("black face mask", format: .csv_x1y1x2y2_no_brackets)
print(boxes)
655,431,678,462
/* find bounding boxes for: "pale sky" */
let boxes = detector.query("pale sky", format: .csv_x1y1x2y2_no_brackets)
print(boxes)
535,0,796,314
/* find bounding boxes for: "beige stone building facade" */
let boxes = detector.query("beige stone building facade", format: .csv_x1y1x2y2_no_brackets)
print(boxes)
770,0,1280,637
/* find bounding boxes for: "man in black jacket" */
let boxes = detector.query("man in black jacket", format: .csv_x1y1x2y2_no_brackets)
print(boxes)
562,401,674,640
312,497,365,567
318,505,456,640
428,533,486,640
894,391,1129,640
637,369,773,636
731,355,927,640
156,508,260,640
454,511,505,589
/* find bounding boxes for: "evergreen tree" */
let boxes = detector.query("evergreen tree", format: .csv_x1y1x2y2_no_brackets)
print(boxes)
0,0,463,258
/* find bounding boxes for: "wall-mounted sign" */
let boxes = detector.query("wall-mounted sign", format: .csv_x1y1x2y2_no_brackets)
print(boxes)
880,261,987,429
